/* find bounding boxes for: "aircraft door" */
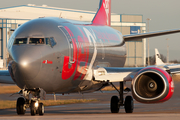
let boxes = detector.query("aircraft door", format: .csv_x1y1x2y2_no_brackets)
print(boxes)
58,26,75,64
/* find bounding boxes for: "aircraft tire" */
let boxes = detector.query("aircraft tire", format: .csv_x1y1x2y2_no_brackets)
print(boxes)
124,96,134,113
38,103,44,115
30,101,36,116
110,96,120,113
16,97,26,115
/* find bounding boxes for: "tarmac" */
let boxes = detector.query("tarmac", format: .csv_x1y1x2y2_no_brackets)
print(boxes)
0,81,180,120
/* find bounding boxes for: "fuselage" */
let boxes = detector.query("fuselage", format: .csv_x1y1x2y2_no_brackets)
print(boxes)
8,17,126,93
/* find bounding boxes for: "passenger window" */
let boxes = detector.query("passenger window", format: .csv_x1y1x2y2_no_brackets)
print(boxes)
29,38,44,44
13,38,27,45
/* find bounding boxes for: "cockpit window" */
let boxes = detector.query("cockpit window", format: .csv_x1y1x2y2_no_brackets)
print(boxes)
29,38,44,44
45,38,50,45
13,38,27,45
13,37,56,47
50,37,57,47
45,37,57,48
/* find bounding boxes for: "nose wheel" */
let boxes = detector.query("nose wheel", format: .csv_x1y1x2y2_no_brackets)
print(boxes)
30,101,36,116
30,101,44,116
110,82,134,113
16,97,26,115
38,103,44,115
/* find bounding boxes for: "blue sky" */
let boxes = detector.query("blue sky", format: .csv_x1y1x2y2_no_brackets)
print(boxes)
1,0,180,60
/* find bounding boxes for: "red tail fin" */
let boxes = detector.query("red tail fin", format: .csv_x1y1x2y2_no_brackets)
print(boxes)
92,0,111,26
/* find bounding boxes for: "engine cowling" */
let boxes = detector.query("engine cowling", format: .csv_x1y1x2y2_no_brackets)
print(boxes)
132,67,174,103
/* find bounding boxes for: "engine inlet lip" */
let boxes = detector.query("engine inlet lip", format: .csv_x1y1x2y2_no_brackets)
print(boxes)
133,70,167,101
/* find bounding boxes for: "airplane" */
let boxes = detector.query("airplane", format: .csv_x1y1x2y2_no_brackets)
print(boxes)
1,0,180,116
154,48,180,80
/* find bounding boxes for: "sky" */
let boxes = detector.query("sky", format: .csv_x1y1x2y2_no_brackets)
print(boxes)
0,0,180,61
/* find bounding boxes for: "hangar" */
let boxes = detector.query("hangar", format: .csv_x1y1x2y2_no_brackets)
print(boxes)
0,4,146,68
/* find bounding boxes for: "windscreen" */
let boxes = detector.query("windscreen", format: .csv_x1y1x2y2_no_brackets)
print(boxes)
13,38,27,45
45,37,57,47
13,37,56,47
29,38,44,44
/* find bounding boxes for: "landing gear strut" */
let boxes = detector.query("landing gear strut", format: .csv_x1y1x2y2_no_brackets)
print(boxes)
110,82,134,113
16,88,45,116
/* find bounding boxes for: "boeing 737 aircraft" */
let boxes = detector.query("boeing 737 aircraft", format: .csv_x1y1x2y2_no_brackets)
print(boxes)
1,0,180,116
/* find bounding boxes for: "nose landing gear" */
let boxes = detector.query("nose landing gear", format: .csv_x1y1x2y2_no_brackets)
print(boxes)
16,88,45,116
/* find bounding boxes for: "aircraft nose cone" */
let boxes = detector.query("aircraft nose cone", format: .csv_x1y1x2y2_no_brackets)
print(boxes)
10,46,42,88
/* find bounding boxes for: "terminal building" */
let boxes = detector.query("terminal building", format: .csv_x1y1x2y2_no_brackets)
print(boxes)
0,4,146,68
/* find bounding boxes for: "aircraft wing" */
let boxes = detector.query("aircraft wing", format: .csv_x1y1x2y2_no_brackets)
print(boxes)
94,67,144,82
166,65,180,74
93,65,180,83
94,48,180,83
158,64,180,81
0,70,15,84
123,29,180,41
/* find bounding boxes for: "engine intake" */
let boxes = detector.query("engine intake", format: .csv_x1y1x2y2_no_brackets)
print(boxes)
132,67,174,103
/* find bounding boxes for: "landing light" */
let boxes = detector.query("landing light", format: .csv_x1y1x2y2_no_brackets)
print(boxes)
22,61,27,66
35,101,39,108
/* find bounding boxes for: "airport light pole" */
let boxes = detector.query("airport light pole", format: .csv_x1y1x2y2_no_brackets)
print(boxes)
146,18,151,66
167,38,169,63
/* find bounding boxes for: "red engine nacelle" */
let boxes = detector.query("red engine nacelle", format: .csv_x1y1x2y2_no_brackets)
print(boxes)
131,67,174,103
